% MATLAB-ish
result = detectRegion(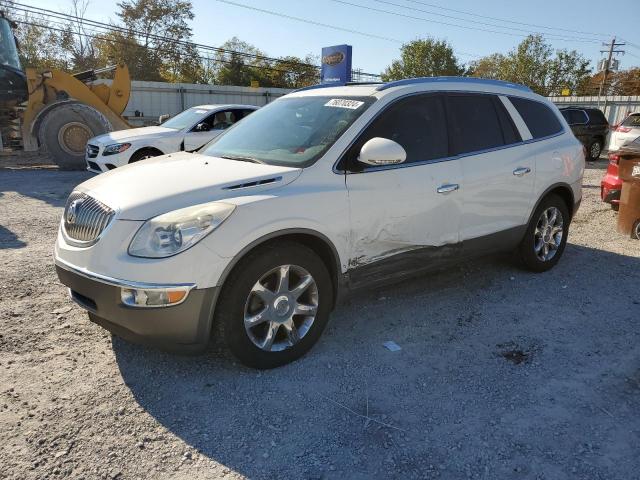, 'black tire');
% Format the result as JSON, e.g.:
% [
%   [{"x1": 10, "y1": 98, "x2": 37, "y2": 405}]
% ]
[
  {"x1": 215, "y1": 241, "x2": 333, "y2": 369},
  {"x1": 517, "y1": 193, "x2": 570, "y2": 272},
  {"x1": 587, "y1": 139, "x2": 603, "y2": 161},
  {"x1": 38, "y1": 103, "x2": 111, "y2": 170},
  {"x1": 612, "y1": 203, "x2": 619, "y2": 212},
  {"x1": 632, "y1": 221, "x2": 640, "y2": 240},
  {"x1": 129, "y1": 148, "x2": 162, "y2": 163}
]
